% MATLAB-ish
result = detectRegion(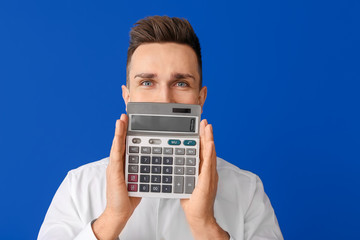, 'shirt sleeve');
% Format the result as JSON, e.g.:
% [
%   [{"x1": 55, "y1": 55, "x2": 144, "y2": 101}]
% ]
[
  {"x1": 37, "y1": 173, "x2": 98, "y2": 240},
  {"x1": 243, "y1": 175, "x2": 284, "y2": 240}
]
